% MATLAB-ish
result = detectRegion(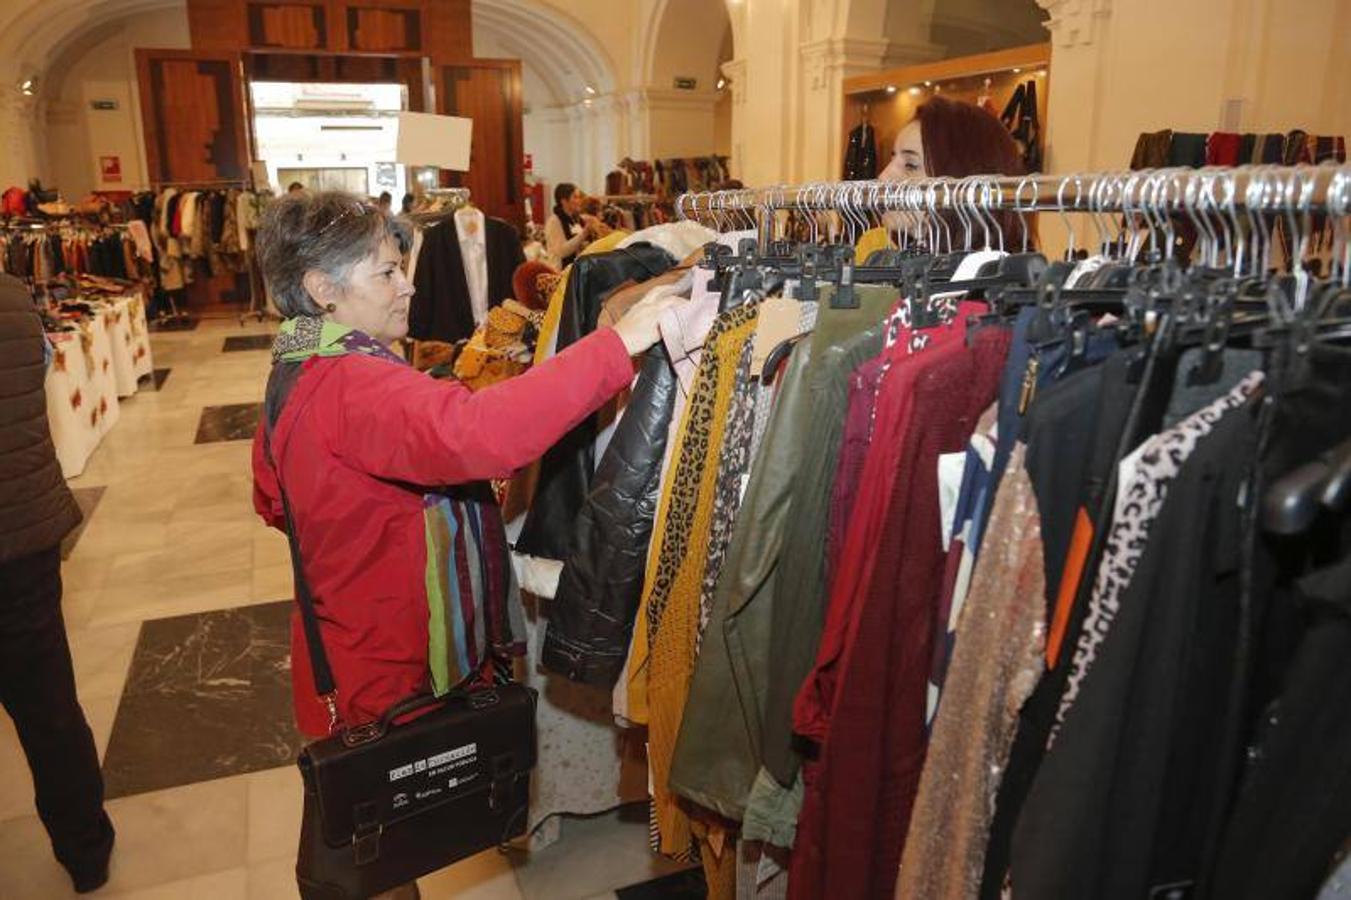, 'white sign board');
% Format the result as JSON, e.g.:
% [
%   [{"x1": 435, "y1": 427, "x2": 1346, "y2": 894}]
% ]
[{"x1": 395, "y1": 112, "x2": 473, "y2": 171}]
